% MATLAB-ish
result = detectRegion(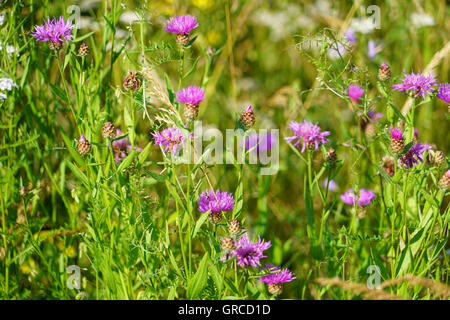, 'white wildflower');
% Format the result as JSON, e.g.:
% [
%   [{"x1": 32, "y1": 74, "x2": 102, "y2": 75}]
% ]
[{"x1": 0, "y1": 78, "x2": 18, "y2": 91}]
